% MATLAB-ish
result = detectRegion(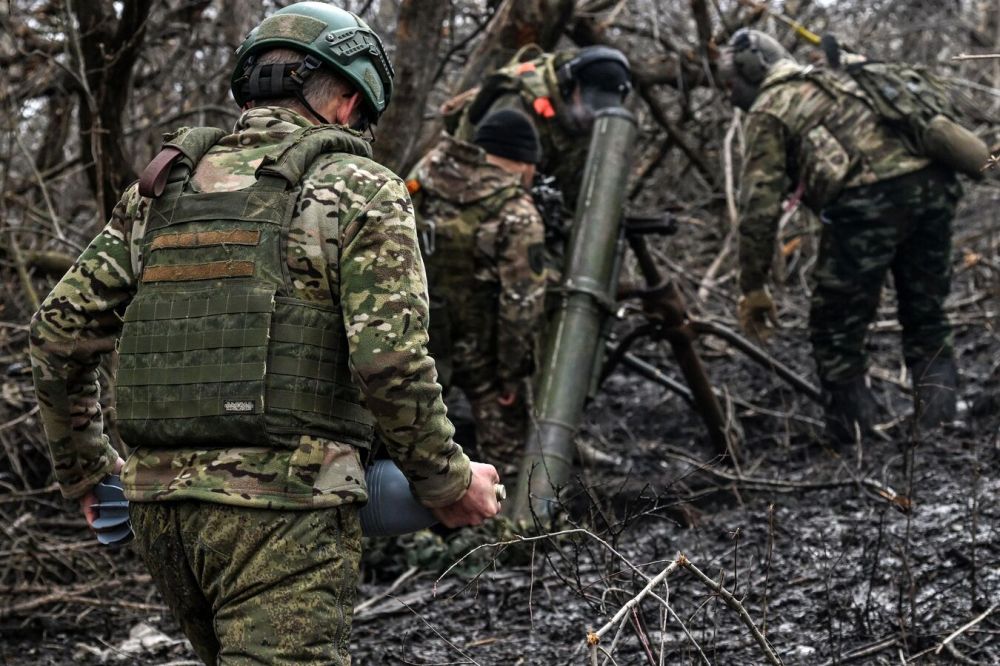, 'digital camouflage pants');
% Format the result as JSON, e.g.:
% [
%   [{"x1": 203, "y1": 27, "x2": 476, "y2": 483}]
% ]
[
  {"x1": 811, "y1": 166, "x2": 961, "y2": 385},
  {"x1": 130, "y1": 501, "x2": 361, "y2": 665}
]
